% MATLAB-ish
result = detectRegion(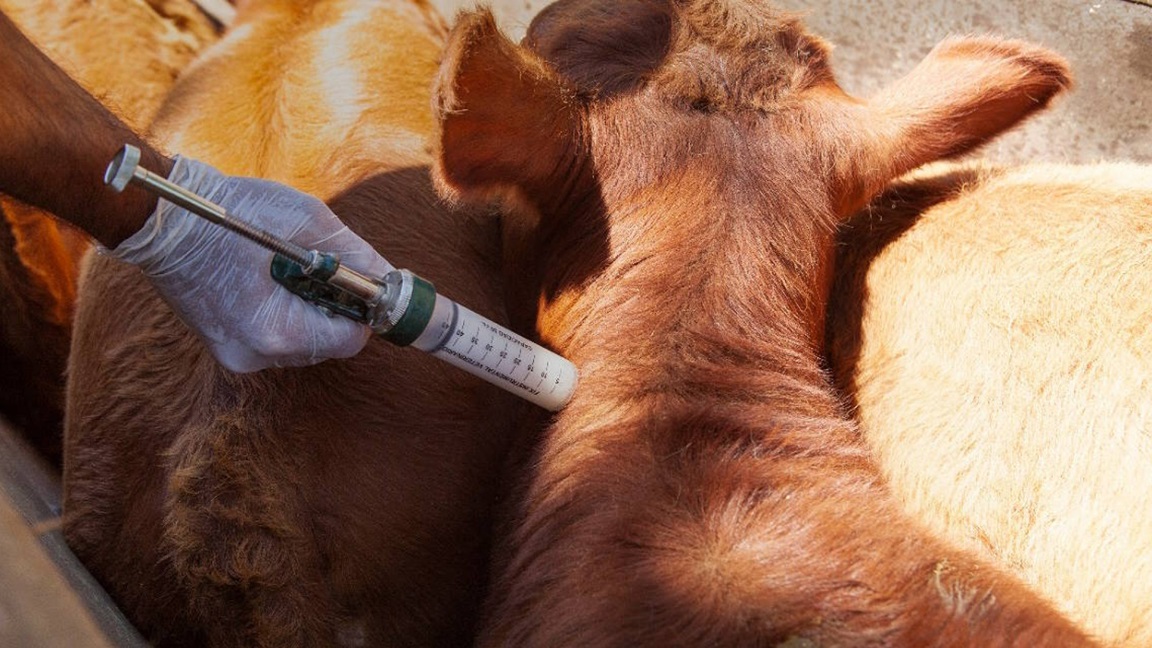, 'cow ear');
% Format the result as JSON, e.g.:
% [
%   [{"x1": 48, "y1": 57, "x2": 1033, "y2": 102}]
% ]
[
  {"x1": 432, "y1": 9, "x2": 580, "y2": 208},
  {"x1": 850, "y1": 37, "x2": 1071, "y2": 197}
]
